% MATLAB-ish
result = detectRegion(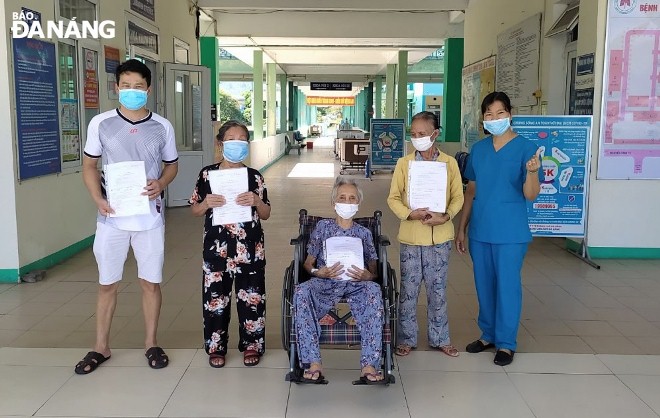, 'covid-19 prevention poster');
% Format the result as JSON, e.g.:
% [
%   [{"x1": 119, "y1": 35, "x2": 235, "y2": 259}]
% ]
[{"x1": 513, "y1": 116, "x2": 593, "y2": 237}]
